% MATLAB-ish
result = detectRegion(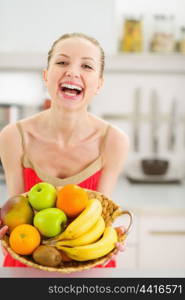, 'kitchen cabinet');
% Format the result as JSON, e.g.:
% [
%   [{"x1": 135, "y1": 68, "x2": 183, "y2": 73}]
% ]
[
  {"x1": 139, "y1": 215, "x2": 185, "y2": 270},
  {"x1": 116, "y1": 213, "x2": 185, "y2": 271},
  {"x1": 111, "y1": 178, "x2": 185, "y2": 271}
]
